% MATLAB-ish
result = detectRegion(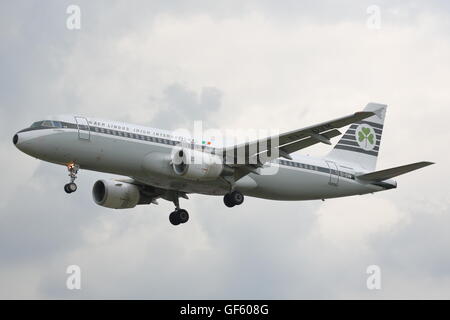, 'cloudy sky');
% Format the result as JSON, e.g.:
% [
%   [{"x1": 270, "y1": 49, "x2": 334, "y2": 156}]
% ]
[{"x1": 1, "y1": 0, "x2": 449, "y2": 299}]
